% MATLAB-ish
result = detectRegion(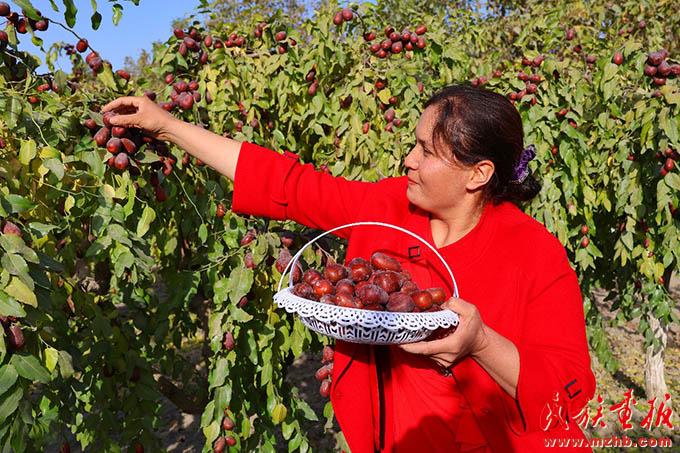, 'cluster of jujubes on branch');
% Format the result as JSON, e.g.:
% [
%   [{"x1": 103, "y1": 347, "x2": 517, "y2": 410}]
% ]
[
  {"x1": 212, "y1": 408, "x2": 238, "y2": 452},
  {"x1": 365, "y1": 24, "x2": 428, "y2": 60},
  {"x1": 315, "y1": 345, "x2": 334, "y2": 397},
  {"x1": 643, "y1": 49, "x2": 680, "y2": 88},
  {"x1": 0, "y1": 2, "x2": 49, "y2": 36}
]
